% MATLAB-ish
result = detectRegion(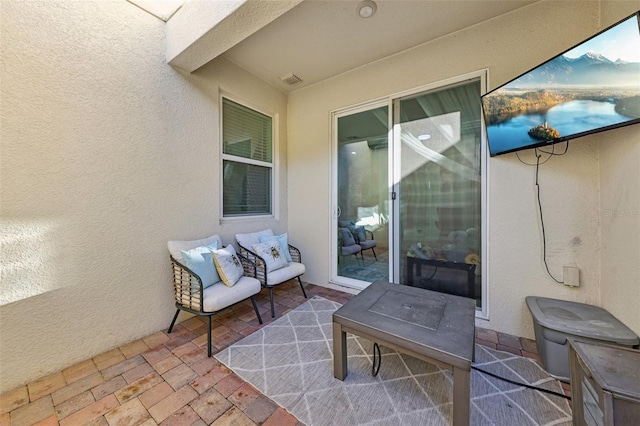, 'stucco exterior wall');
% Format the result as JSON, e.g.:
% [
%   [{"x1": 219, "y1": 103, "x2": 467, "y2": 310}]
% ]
[
  {"x1": 597, "y1": 0, "x2": 640, "y2": 338},
  {"x1": 0, "y1": 0, "x2": 287, "y2": 392},
  {"x1": 287, "y1": 0, "x2": 636, "y2": 339}
]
